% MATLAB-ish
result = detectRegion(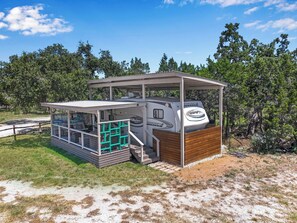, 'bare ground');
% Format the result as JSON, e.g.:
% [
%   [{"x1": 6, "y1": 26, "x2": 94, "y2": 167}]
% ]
[{"x1": 0, "y1": 153, "x2": 296, "y2": 223}]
